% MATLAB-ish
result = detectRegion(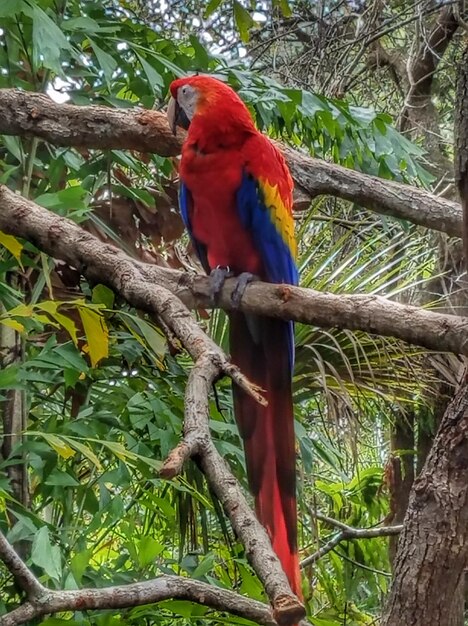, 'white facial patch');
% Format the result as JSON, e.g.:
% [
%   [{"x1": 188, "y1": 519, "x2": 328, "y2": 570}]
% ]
[{"x1": 177, "y1": 83, "x2": 197, "y2": 121}]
